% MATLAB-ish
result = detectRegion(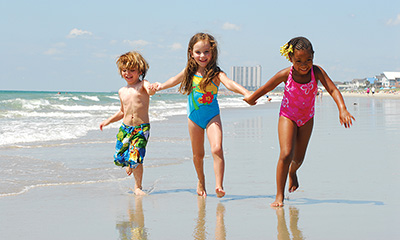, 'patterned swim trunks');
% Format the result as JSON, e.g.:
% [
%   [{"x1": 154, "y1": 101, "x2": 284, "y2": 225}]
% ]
[{"x1": 114, "y1": 123, "x2": 150, "y2": 169}]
